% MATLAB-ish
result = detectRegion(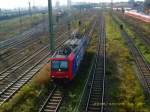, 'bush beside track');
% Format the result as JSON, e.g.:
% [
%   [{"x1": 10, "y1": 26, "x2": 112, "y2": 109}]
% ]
[{"x1": 105, "y1": 13, "x2": 149, "y2": 111}]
